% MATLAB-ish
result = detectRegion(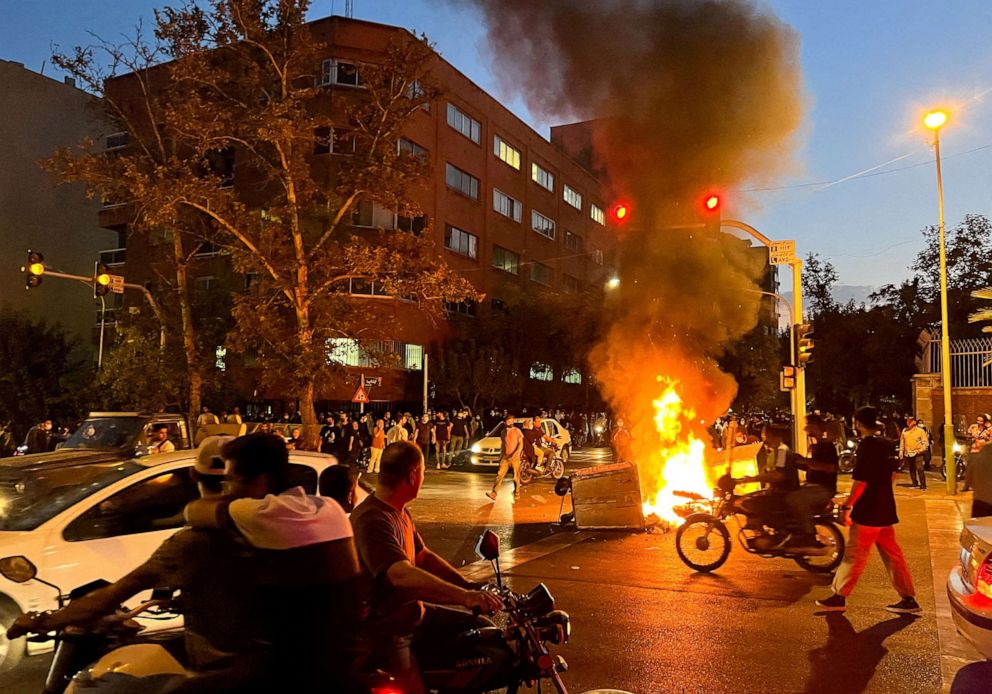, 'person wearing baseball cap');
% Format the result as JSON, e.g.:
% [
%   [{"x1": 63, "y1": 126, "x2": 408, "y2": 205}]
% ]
[{"x1": 816, "y1": 406, "x2": 920, "y2": 614}]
